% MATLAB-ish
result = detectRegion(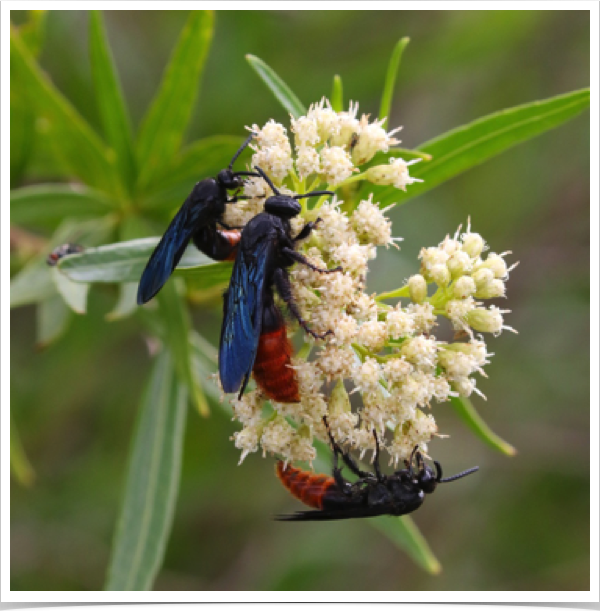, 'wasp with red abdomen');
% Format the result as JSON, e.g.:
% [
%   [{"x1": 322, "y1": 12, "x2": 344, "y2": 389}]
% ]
[
  {"x1": 276, "y1": 418, "x2": 479, "y2": 521},
  {"x1": 137, "y1": 133, "x2": 260, "y2": 305},
  {"x1": 46, "y1": 243, "x2": 84, "y2": 266},
  {"x1": 219, "y1": 167, "x2": 343, "y2": 404}
]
